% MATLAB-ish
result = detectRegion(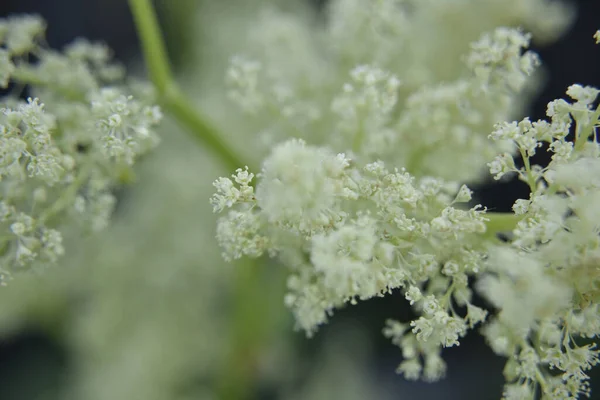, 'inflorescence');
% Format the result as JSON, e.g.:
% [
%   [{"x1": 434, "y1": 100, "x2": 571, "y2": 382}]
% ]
[{"x1": 0, "y1": 15, "x2": 161, "y2": 282}]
